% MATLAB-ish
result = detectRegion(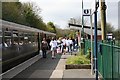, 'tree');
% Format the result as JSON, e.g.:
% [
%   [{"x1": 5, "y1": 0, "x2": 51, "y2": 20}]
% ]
[
  {"x1": 113, "y1": 29, "x2": 120, "y2": 40},
  {"x1": 21, "y1": 2, "x2": 47, "y2": 30},
  {"x1": 2, "y1": 2, "x2": 48, "y2": 31},
  {"x1": 2, "y1": 2, "x2": 27, "y2": 25},
  {"x1": 97, "y1": 21, "x2": 115, "y2": 34},
  {"x1": 46, "y1": 22, "x2": 56, "y2": 33}
]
